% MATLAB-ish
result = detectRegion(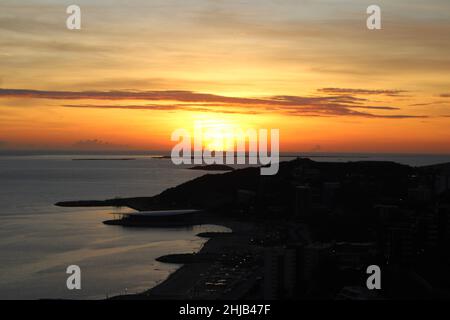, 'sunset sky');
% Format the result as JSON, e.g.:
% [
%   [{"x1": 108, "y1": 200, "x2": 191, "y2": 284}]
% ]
[{"x1": 1, "y1": 0, "x2": 449, "y2": 153}]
